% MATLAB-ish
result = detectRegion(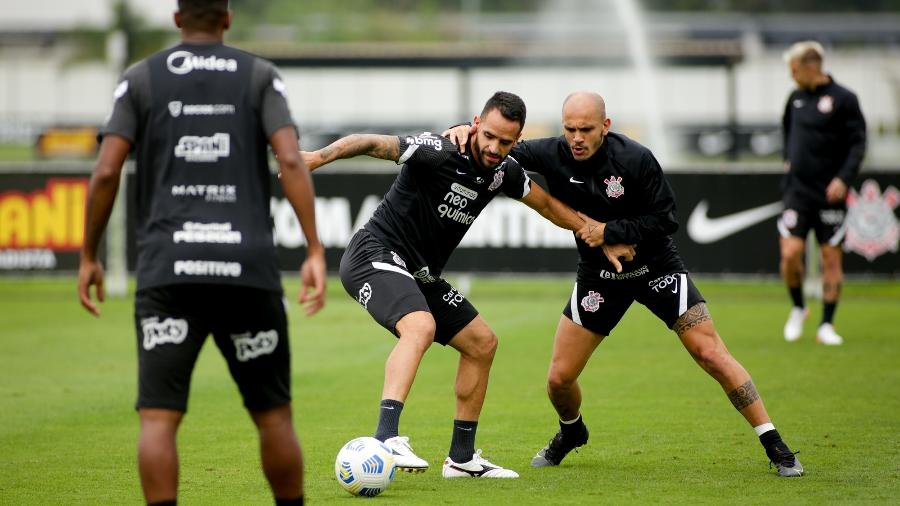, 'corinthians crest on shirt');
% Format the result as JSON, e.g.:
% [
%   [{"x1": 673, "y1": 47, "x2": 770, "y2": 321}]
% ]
[
  {"x1": 580, "y1": 290, "x2": 604, "y2": 313},
  {"x1": 488, "y1": 169, "x2": 505, "y2": 191},
  {"x1": 604, "y1": 176, "x2": 624, "y2": 198},
  {"x1": 844, "y1": 179, "x2": 900, "y2": 262},
  {"x1": 817, "y1": 95, "x2": 834, "y2": 114}
]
